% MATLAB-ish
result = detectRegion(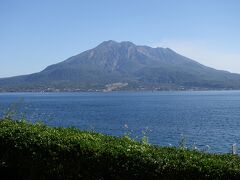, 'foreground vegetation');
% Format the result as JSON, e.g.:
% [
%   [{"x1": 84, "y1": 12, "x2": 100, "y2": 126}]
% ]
[{"x1": 0, "y1": 119, "x2": 240, "y2": 179}]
